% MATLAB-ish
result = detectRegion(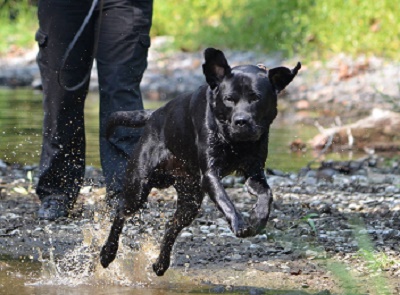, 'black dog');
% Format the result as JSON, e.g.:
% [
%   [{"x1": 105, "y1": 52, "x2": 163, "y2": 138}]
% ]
[{"x1": 100, "y1": 48, "x2": 300, "y2": 276}]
